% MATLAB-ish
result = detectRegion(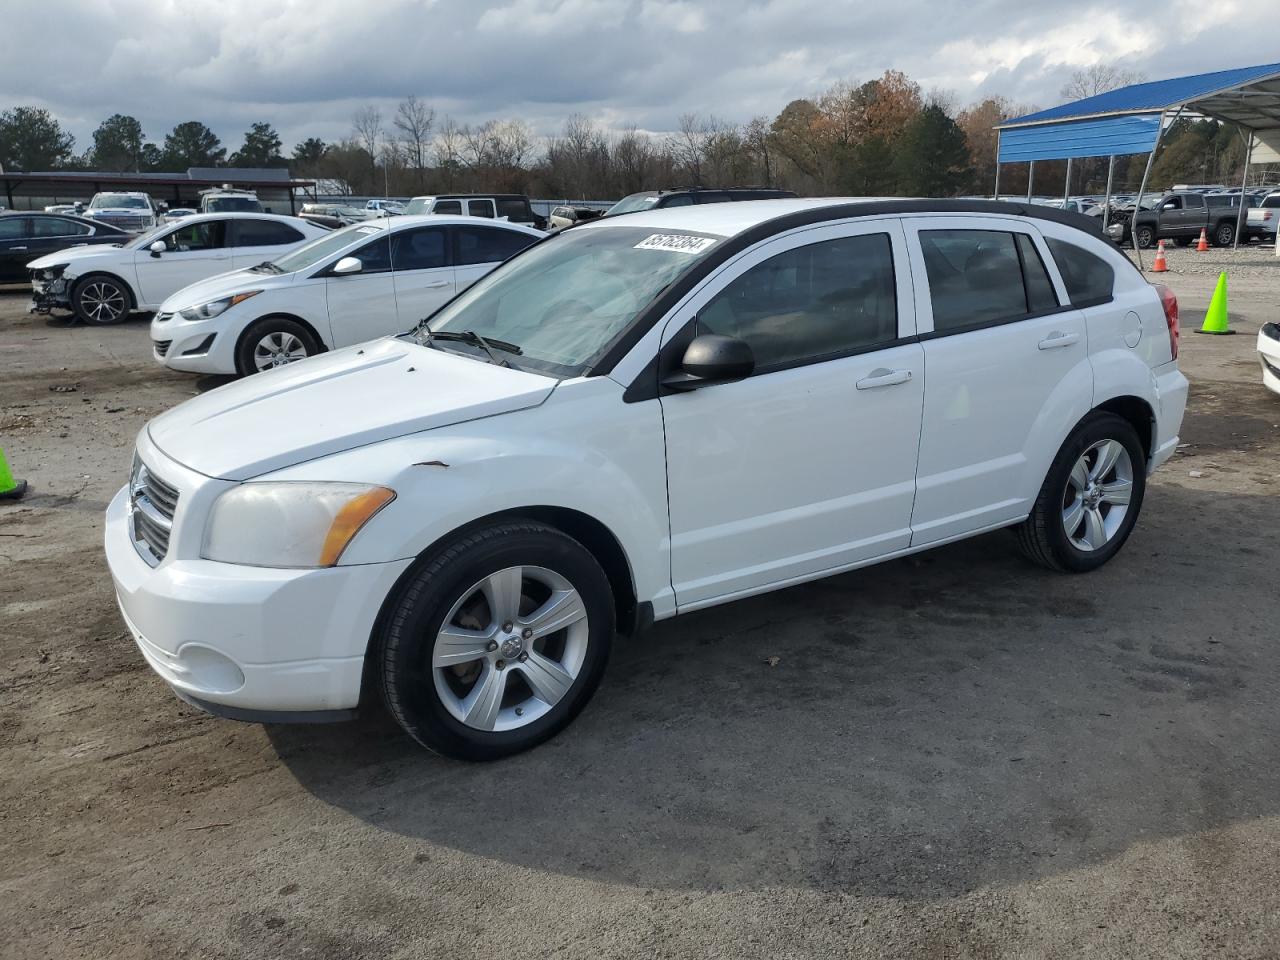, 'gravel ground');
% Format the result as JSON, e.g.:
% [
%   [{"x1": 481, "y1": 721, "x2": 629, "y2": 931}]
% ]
[{"x1": 1, "y1": 254, "x2": 1279, "y2": 959}]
